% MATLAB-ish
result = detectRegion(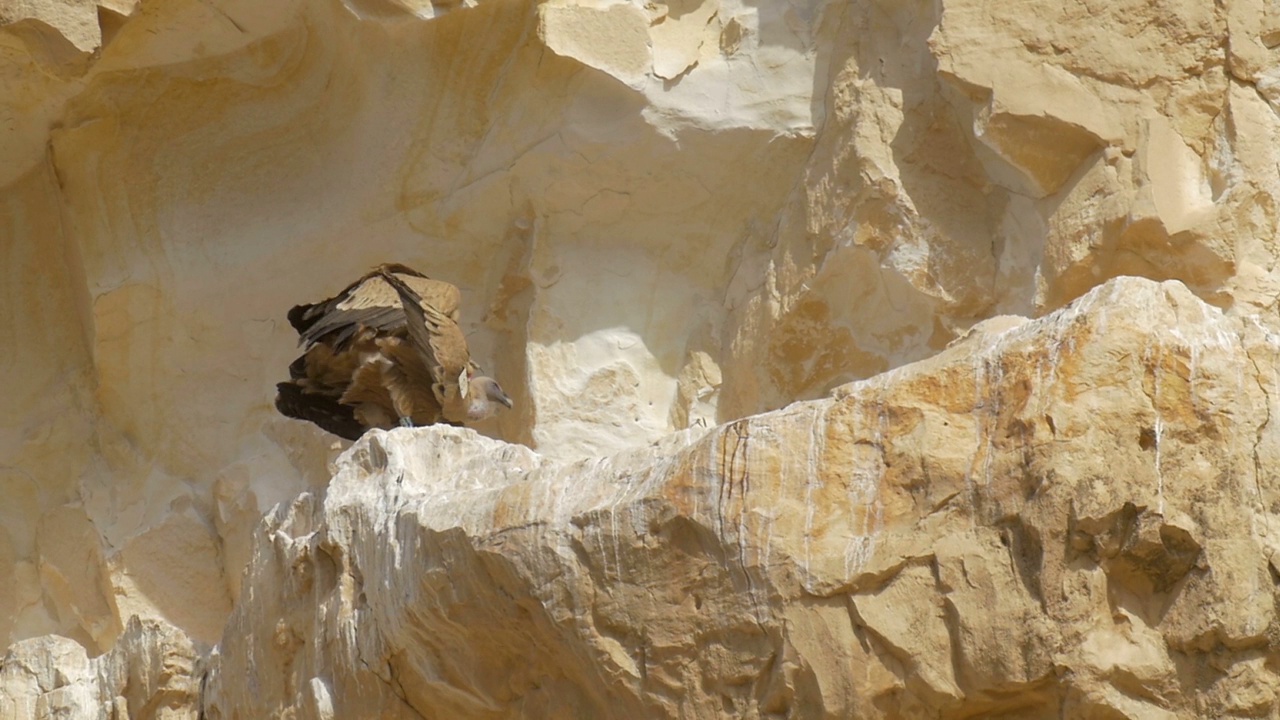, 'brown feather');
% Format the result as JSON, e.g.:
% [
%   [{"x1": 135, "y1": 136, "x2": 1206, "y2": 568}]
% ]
[
  {"x1": 274, "y1": 382, "x2": 364, "y2": 440},
  {"x1": 377, "y1": 270, "x2": 472, "y2": 402},
  {"x1": 289, "y1": 265, "x2": 461, "y2": 351}
]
